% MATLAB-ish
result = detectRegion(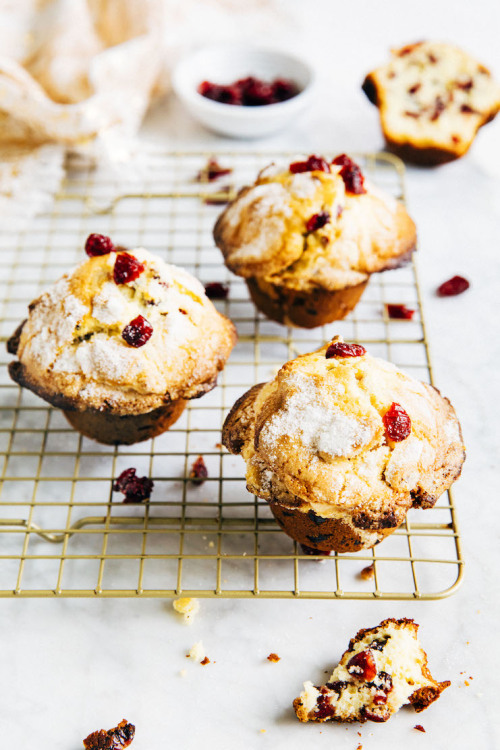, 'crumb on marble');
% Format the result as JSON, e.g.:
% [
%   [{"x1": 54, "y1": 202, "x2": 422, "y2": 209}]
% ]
[
  {"x1": 187, "y1": 641, "x2": 205, "y2": 663},
  {"x1": 267, "y1": 653, "x2": 280, "y2": 663}
]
